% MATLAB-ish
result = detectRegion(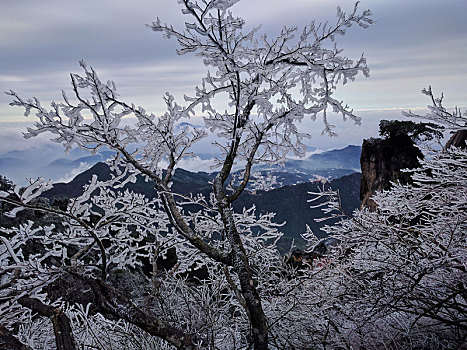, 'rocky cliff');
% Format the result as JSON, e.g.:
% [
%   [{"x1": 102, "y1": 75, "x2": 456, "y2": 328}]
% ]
[
  {"x1": 445, "y1": 129, "x2": 467, "y2": 149},
  {"x1": 360, "y1": 135, "x2": 422, "y2": 209}
]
